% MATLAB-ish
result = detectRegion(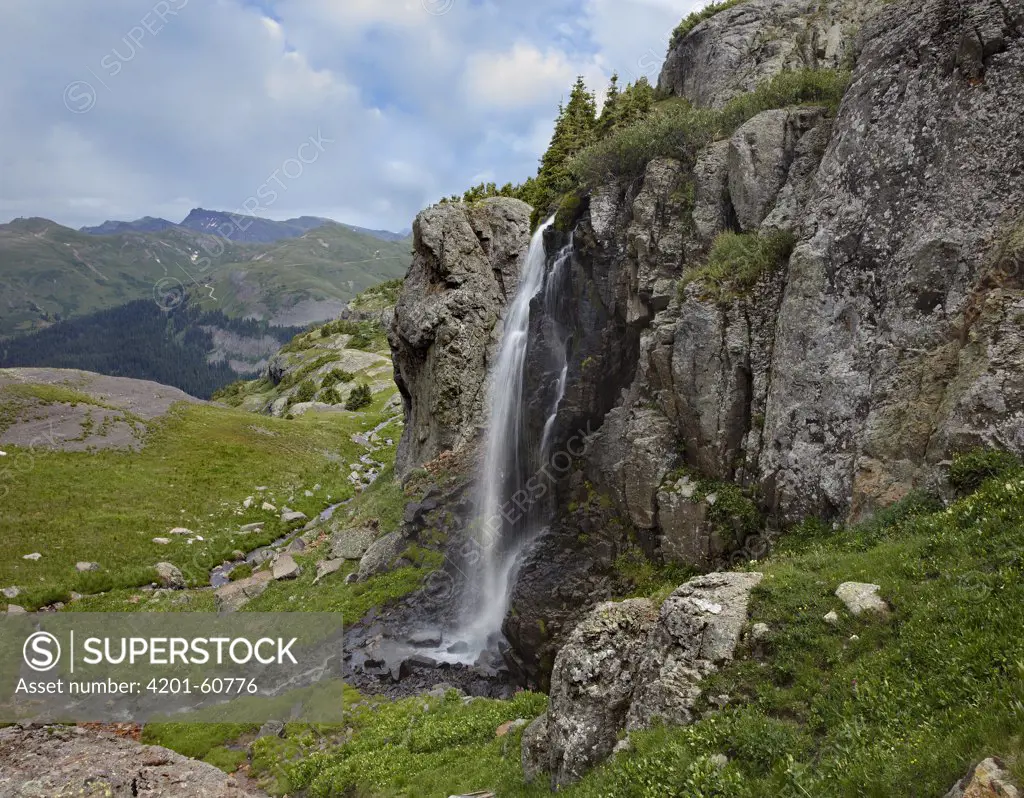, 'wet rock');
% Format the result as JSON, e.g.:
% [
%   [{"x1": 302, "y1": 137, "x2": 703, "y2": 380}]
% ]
[
  {"x1": 408, "y1": 630, "x2": 443, "y2": 648},
  {"x1": 388, "y1": 198, "x2": 532, "y2": 478}
]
